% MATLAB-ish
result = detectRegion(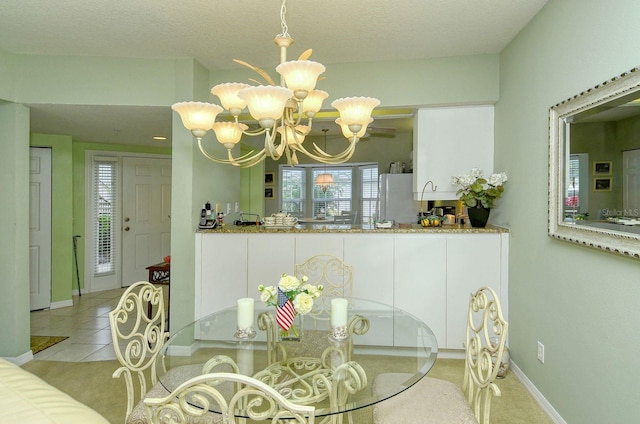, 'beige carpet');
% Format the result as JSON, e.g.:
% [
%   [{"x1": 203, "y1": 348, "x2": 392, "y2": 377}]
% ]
[
  {"x1": 30, "y1": 336, "x2": 69, "y2": 354},
  {"x1": 22, "y1": 358, "x2": 552, "y2": 424}
]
